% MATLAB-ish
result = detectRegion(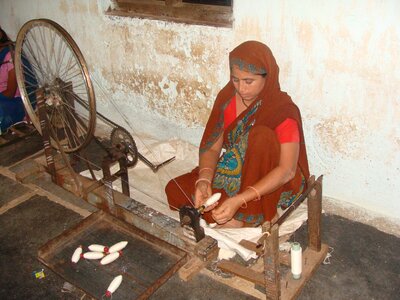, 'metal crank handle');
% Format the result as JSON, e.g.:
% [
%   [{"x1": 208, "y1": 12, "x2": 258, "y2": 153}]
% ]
[
  {"x1": 198, "y1": 193, "x2": 221, "y2": 213},
  {"x1": 137, "y1": 152, "x2": 176, "y2": 172}
]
